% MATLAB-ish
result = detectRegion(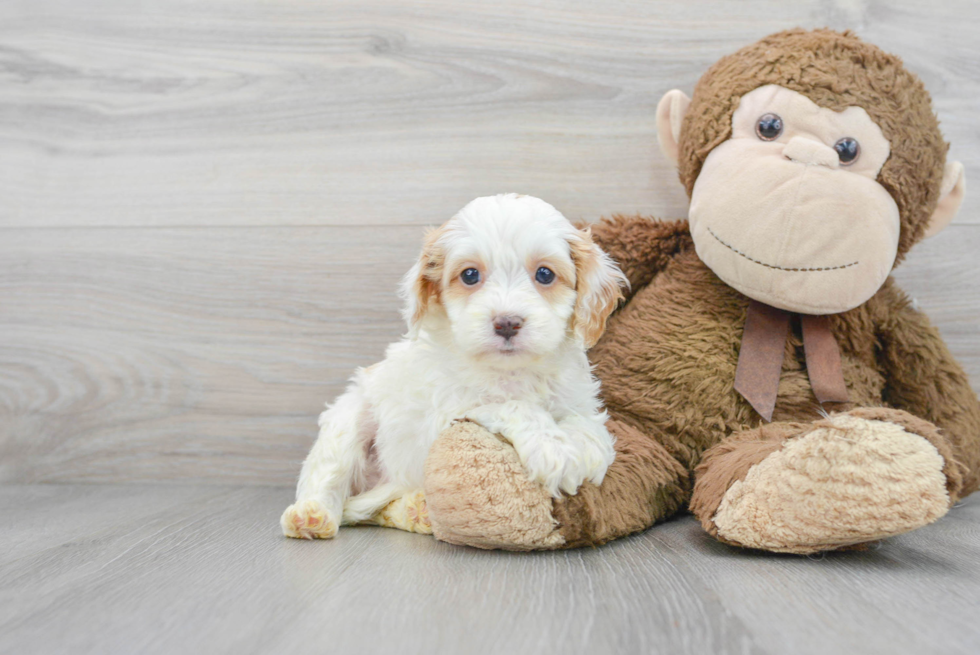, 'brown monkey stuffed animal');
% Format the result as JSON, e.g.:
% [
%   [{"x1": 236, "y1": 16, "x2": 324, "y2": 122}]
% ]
[{"x1": 416, "y1": 28, "x2": 980, "y2": 554}]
